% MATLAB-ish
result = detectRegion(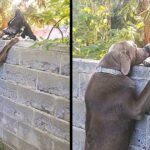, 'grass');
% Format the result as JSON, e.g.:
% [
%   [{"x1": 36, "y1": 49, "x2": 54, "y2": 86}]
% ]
[{"x1": 0, "y1": 141, "x2": 4, "y2": 150}]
